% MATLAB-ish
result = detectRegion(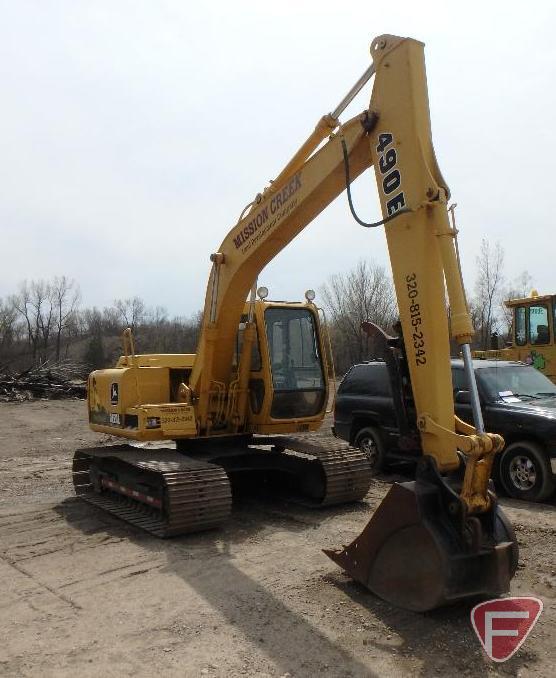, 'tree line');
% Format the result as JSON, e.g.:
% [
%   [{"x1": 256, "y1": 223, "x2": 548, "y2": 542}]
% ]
[
  {"x1": 0, "y1": 240, "x2": 532, "y2": 376},
  {"x1": 0, "y1": 277, "x2": 201, "y2": 373}
]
